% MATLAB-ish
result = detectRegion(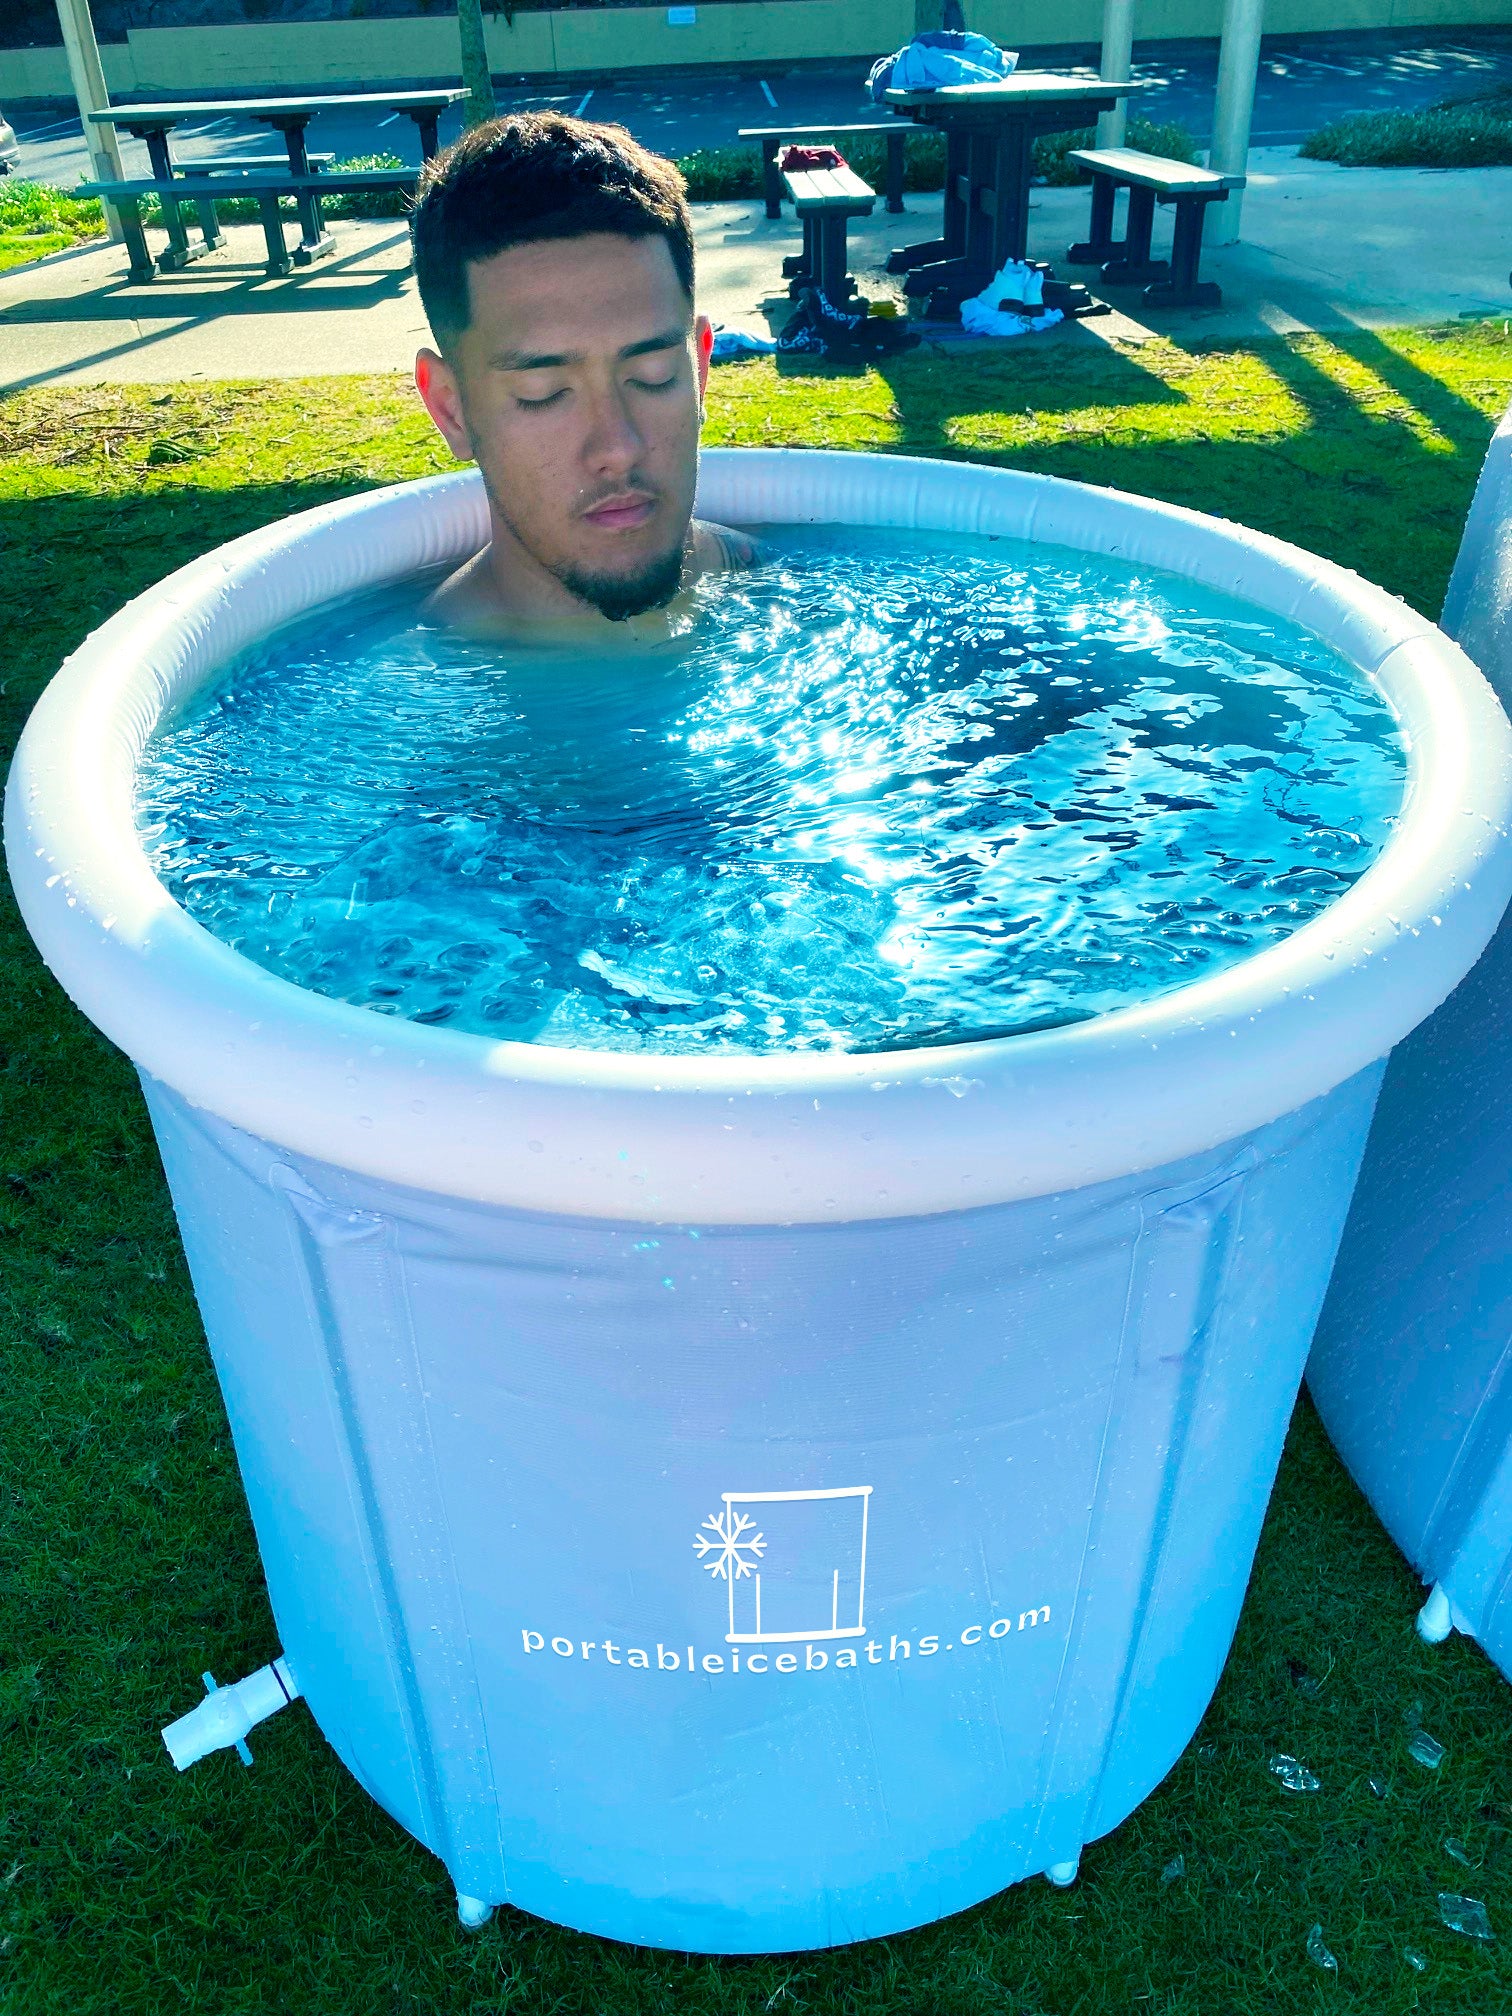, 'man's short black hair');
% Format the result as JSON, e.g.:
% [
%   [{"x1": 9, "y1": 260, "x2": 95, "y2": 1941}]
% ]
[{"x1": 410, "y1": 111, "x2": 695, "y2": 349}]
